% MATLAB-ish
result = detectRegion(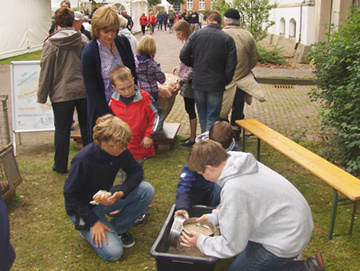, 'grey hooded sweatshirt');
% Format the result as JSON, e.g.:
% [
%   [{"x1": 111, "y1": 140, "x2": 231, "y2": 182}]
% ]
[
  {"x1": 37, "y1": 28, "x2": 88, "y2": 104},
  {"x1": 197, "y1": 151, "x2": 313, "y2": 259}
]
